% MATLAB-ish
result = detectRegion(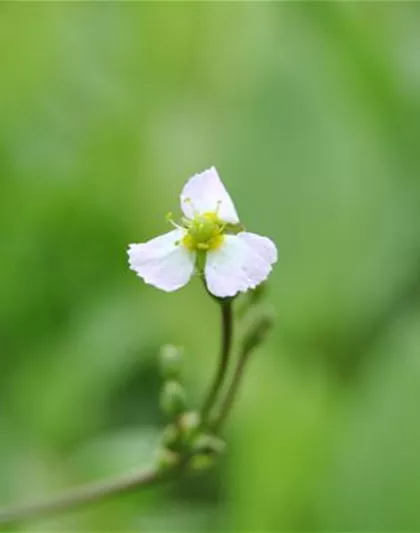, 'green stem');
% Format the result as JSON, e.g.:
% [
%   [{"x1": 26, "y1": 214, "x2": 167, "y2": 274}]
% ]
[
  {"x1": 200, "y1": 299, "x2": 233, "y2": 424},
  {"x1": 212, "y1": 307, "x2": 274, "y2": 431},
  {"x1": 211, "y1": 341, "x2": 252, "y2": 432},
  {"x1": 0, "y1": 465, "x2": 177, "y2": 527}
]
